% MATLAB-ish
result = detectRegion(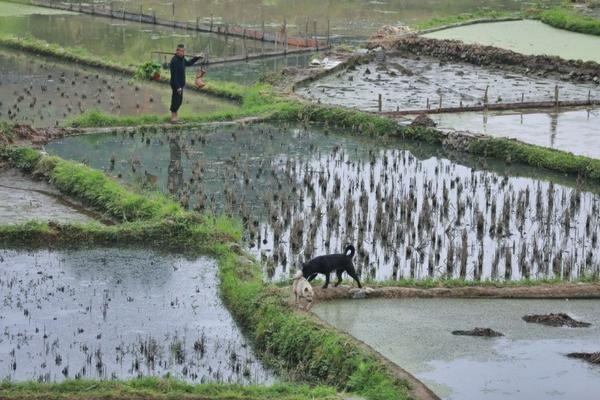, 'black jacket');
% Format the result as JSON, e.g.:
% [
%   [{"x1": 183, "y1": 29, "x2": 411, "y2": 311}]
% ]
[{"x1": 169, "y1": 55, "x2": 200, "y2": 89}]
